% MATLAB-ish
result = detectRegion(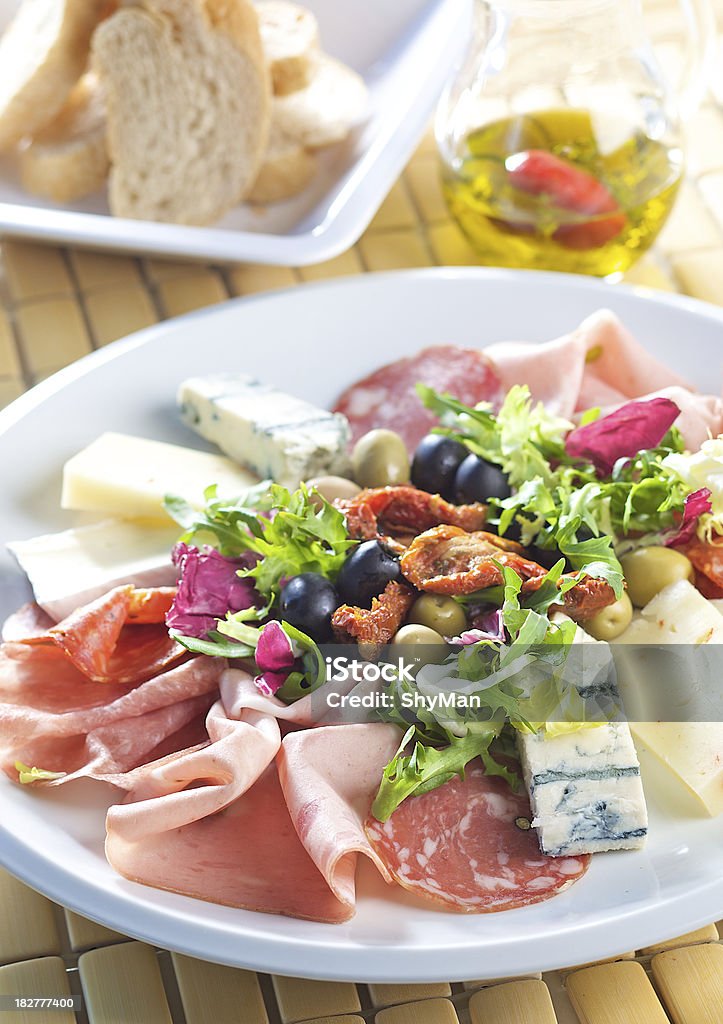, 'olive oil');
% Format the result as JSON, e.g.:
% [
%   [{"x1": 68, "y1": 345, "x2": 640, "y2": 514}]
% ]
[{"x1": 441, "y1": 108, "x2": 682, "y2": 276}]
